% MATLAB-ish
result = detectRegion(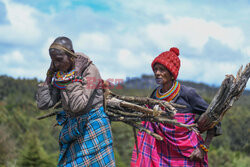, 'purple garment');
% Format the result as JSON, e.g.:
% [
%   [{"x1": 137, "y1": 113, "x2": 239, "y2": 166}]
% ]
[
  {"x1": 150, "y1": 85, "x2": 222, "y2": 135},
  {"x1": 172, "y1": 85, "x2": 209, "y2": 114},
  {"x1": 131, "y1": 85, "x2": 211, "y2": 167}
]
